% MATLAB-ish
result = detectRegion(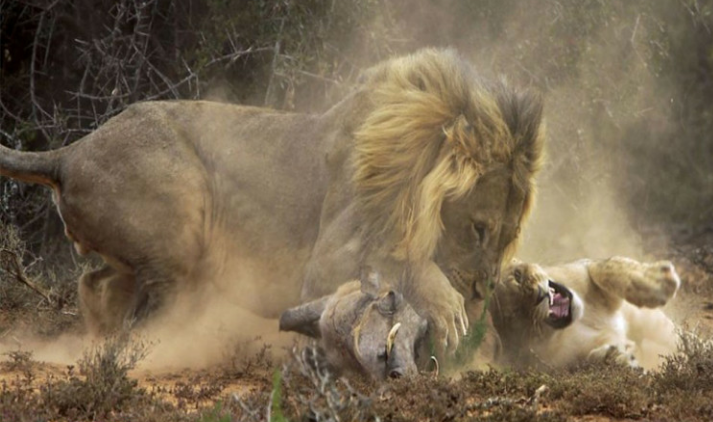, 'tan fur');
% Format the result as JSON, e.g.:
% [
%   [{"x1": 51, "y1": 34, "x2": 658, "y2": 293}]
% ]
[
  {"x1": 491, "y1": 257, "x2": 680, "y2": 370},
  {"x1": 78, "y1": 266, "x2": 135, "y2": 334},
  {"x1": 0, "y1": 49, "x2": 544, "y2": 350}
]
